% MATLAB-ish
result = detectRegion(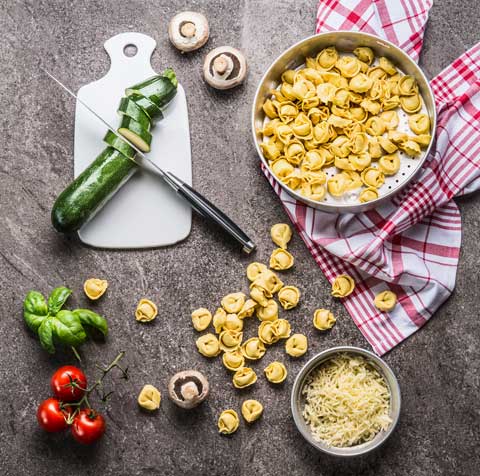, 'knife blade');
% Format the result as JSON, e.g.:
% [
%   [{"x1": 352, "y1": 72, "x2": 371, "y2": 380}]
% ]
[{"x1": 42, "y1": 67, "x2": 255, "y2": 254}]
